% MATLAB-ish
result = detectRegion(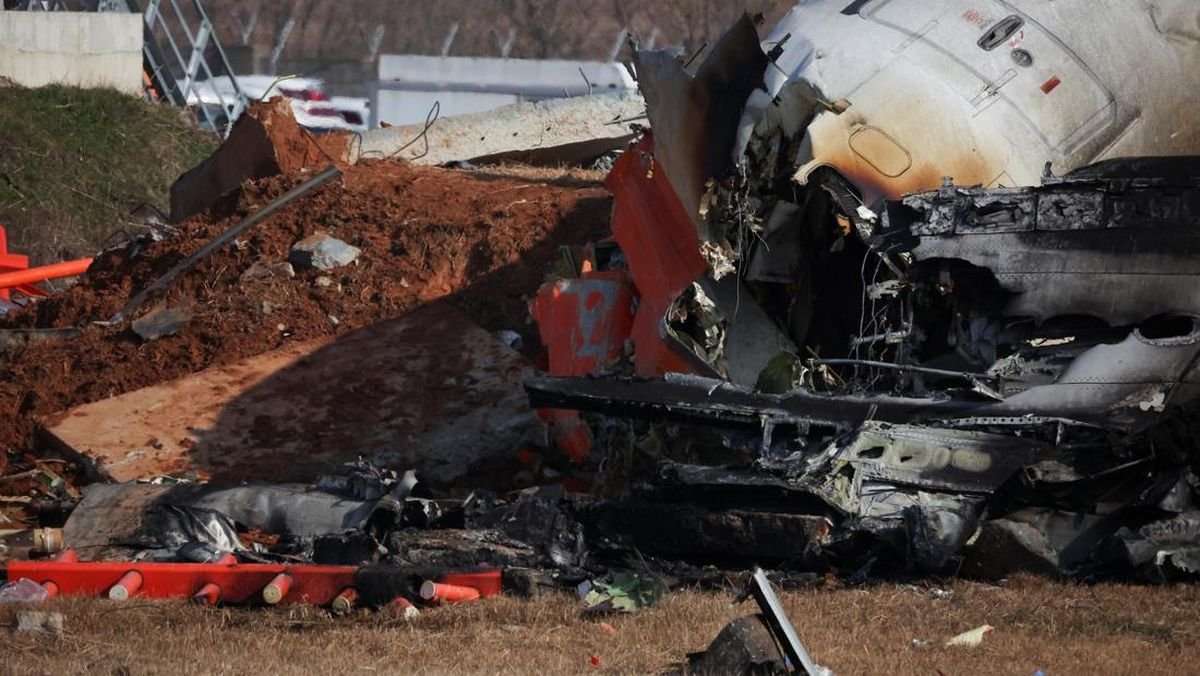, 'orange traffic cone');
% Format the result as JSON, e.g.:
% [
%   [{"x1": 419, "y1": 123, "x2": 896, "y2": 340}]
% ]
[{"x1": 419, "y1": 581, "x2": 480, "y2": 603}]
